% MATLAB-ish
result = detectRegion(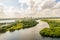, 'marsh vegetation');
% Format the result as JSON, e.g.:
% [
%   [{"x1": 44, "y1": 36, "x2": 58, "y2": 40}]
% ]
[
  {"x1": 0, "y1": 19, "x2": 38, "y2": 33},
  {"x1": 40, "y1": 19, "x2": 60, "y2": 38}
]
